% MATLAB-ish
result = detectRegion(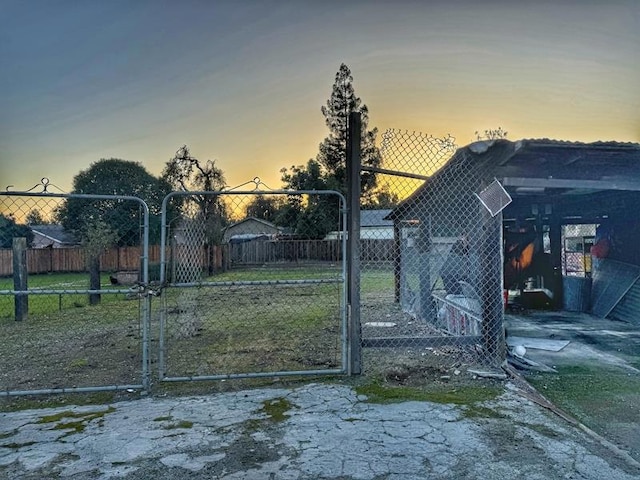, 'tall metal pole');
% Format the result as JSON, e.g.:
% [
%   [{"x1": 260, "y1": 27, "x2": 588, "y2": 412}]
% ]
[{"x1": 347, "y1": 112, "x2": 362, "y2": 375}]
